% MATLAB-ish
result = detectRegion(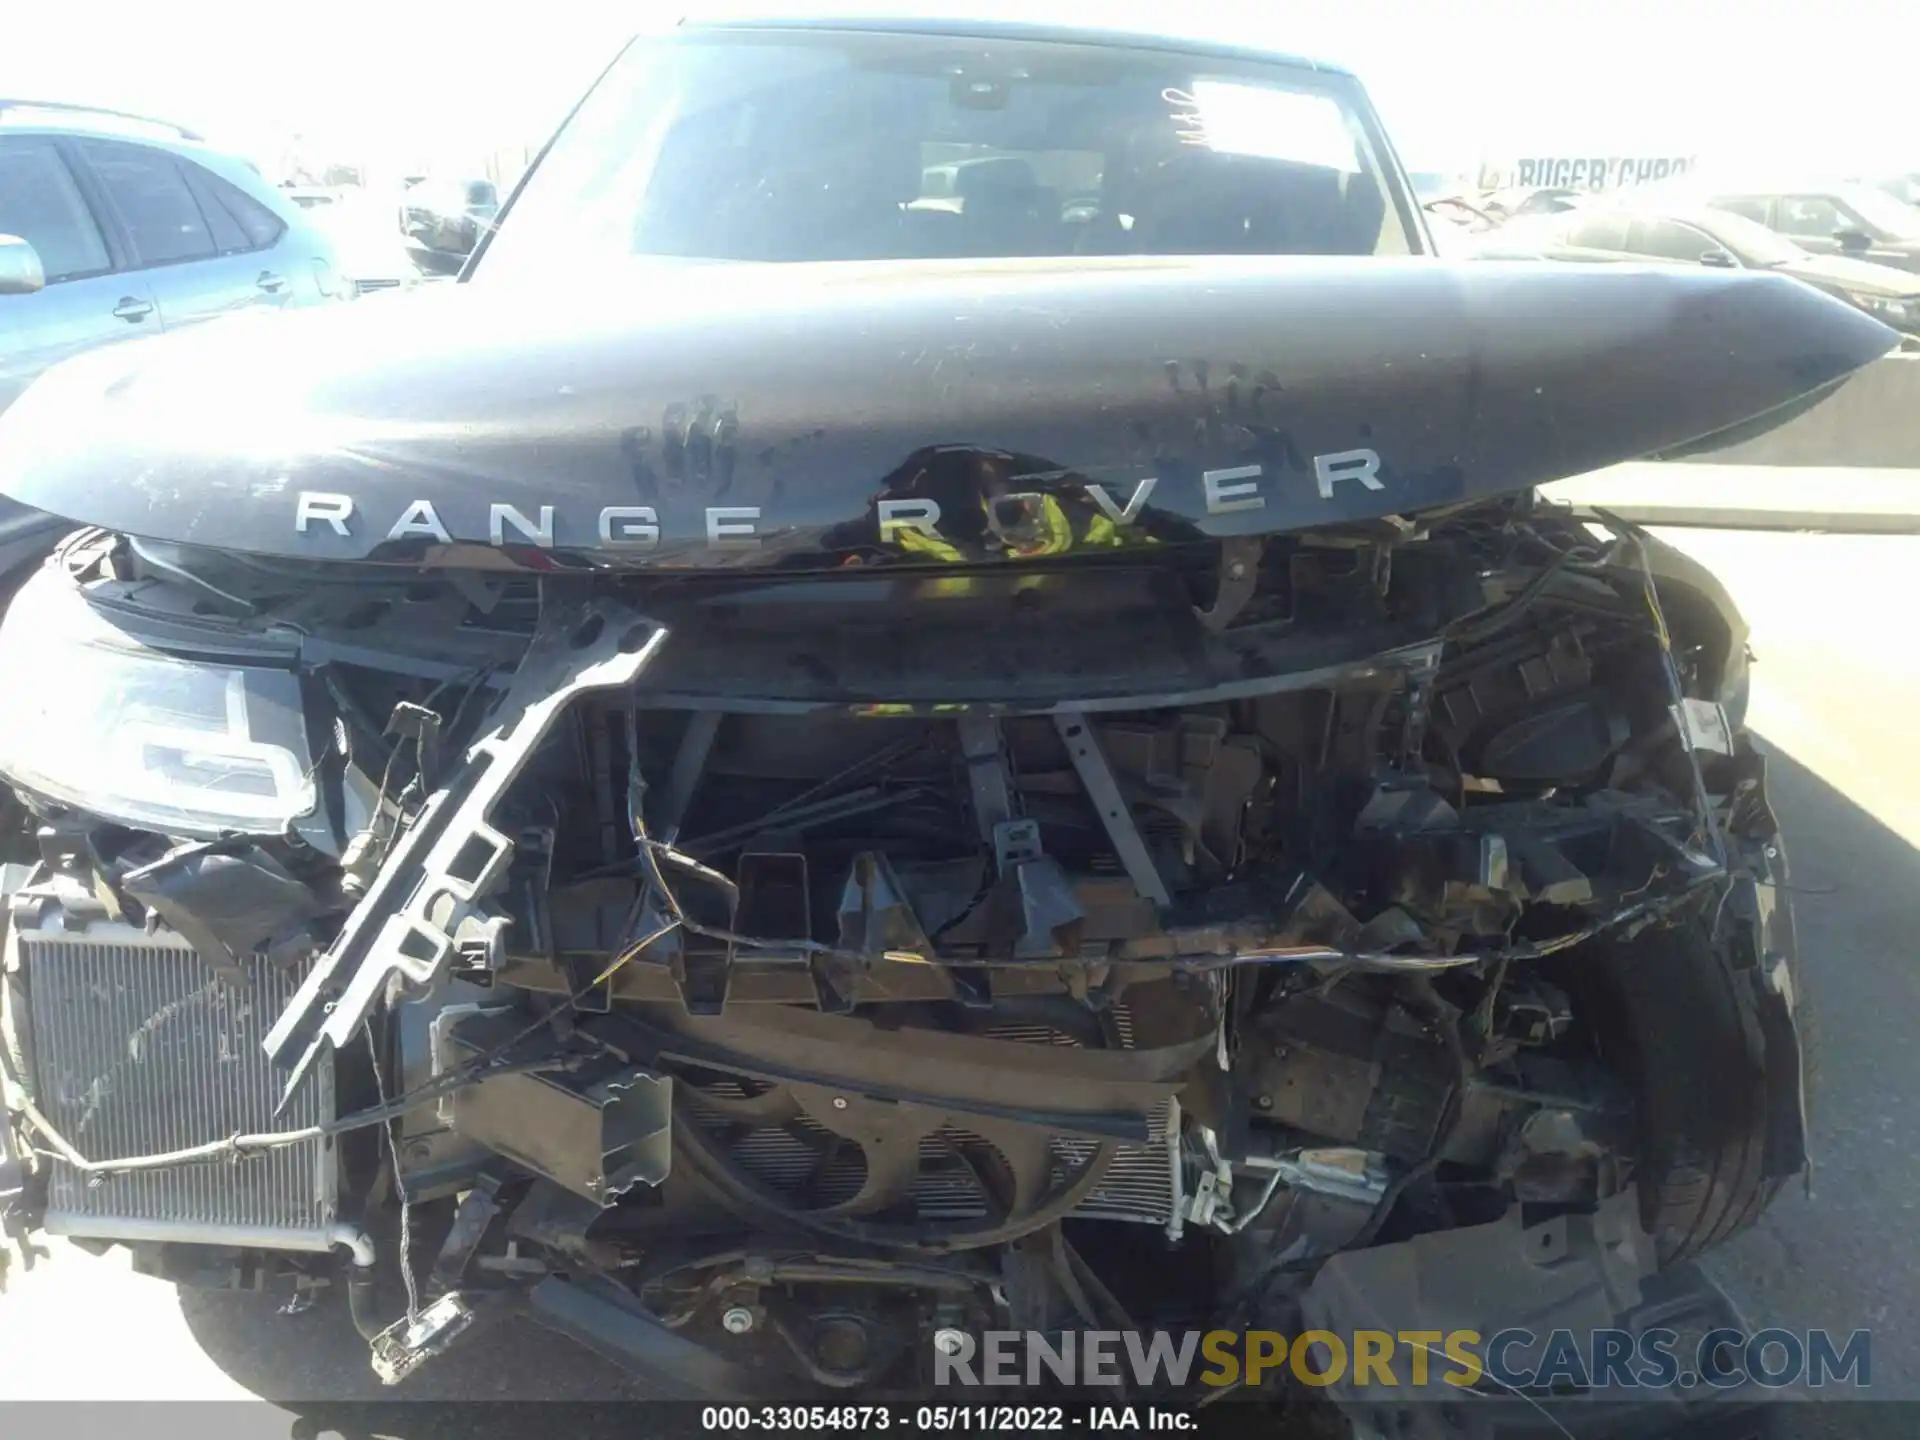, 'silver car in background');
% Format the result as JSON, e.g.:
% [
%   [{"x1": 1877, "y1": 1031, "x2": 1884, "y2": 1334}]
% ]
[{"x1": 0, "y1": 99, "x2": 350, "y2": 413}]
